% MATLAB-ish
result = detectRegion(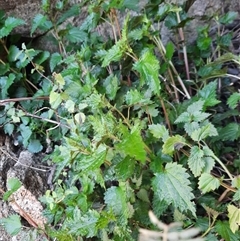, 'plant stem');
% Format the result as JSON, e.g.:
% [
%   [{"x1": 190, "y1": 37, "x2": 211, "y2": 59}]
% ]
[{"x1": 212, "y1": 153, "x2": 234, "y2": 182}]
